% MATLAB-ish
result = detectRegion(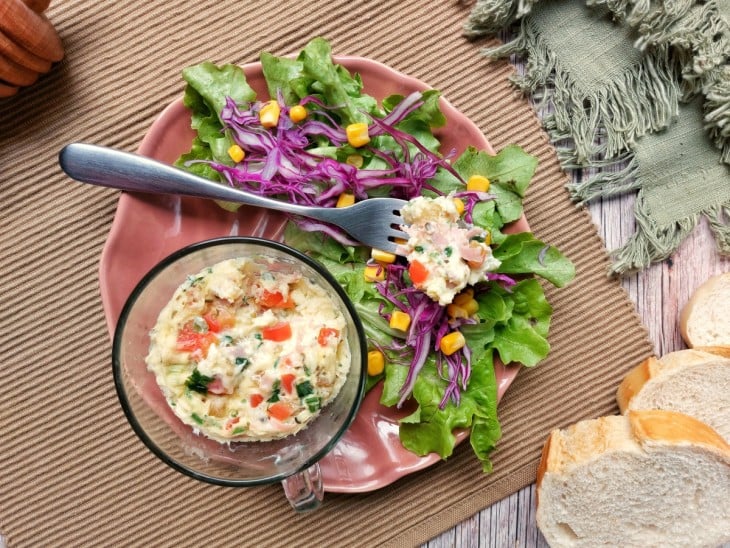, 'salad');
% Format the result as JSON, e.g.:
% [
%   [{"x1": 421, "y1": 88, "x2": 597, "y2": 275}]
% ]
[{"x1": 174, "y1": 37, "x2": 575, "y2": 472}]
